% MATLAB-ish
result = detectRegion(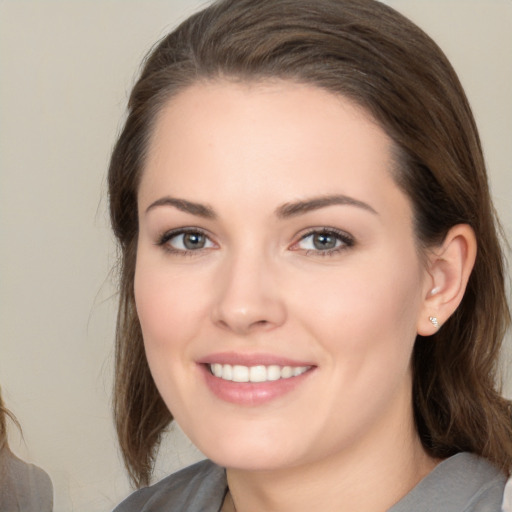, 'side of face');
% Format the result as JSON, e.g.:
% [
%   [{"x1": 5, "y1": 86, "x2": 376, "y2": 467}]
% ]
[{"x1": 134, "y1": 80, "x2": 435, "y2": 471}]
